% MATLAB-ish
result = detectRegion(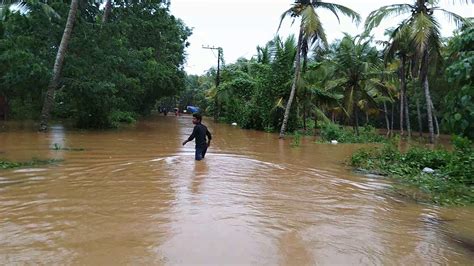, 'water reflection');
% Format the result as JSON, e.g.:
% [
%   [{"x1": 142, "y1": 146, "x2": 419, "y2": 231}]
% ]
[
  {"x1": 191, "y1": 161, "x2": 208, "y2": 195},
  {"x1": 48, "y1": 125, "x2": 66, "y2": 159}
]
